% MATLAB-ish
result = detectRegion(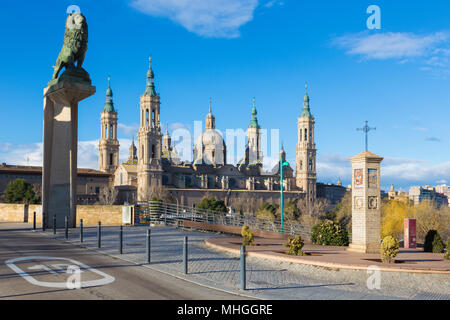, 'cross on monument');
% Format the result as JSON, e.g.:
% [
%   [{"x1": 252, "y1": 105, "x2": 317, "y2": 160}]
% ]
[{"x1": 357, "y1": 120, "x2": 376, "y2": 151}]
